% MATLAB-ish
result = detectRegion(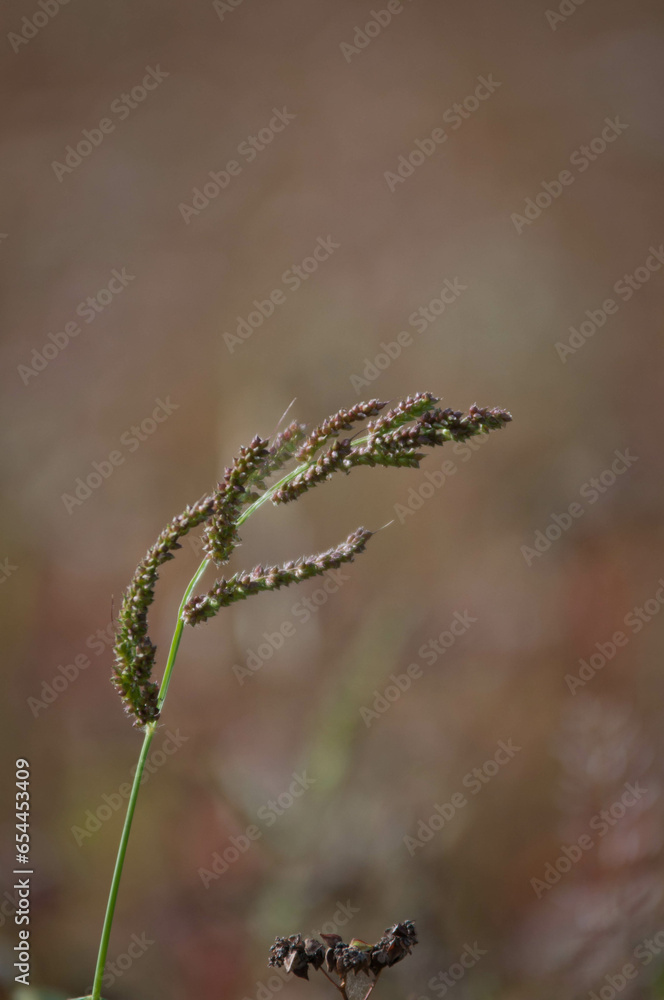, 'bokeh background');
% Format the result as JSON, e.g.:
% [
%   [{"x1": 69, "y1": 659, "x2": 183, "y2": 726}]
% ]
[{"x1": 2, "y1": 0, "x2": 664, "y2": 997}]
